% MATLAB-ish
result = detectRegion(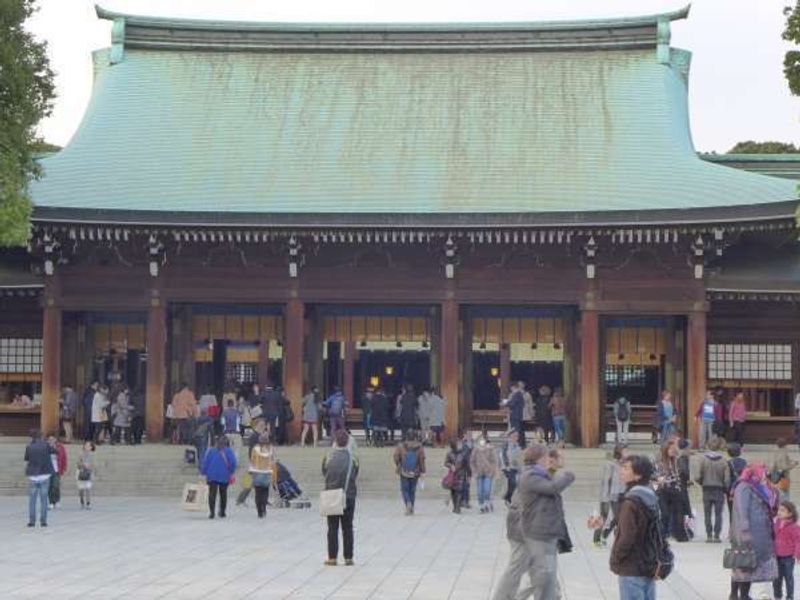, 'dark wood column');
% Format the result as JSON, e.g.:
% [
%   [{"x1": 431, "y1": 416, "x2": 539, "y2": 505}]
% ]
[
  {"x1": 561, "y1": 313, "x2": 578, "y2": 444},
  {"x1": 41, "y1": 297, "x2": 62, "y2": 436},
  {"x1": 343, "y1": 341, "x2": 356, "y2": 408},
  {"x1": 145, "y1": 297, "x2": 167, "y2": 441},
  {"x1": 283, "y1": 298, "x2": 304, "y2": 441},
  {"x1": 440, "y1": 299, "x2": 460, "y2": 440},
  {"x1": 499, "y1": 343, "x2": 511, "y2": 399},
  {"x1": 687, "y1": 310, "x2": 707, "y2": 447},
  {"x1": 579, "y1": 309, "x2": 600, "y2": 448}
]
